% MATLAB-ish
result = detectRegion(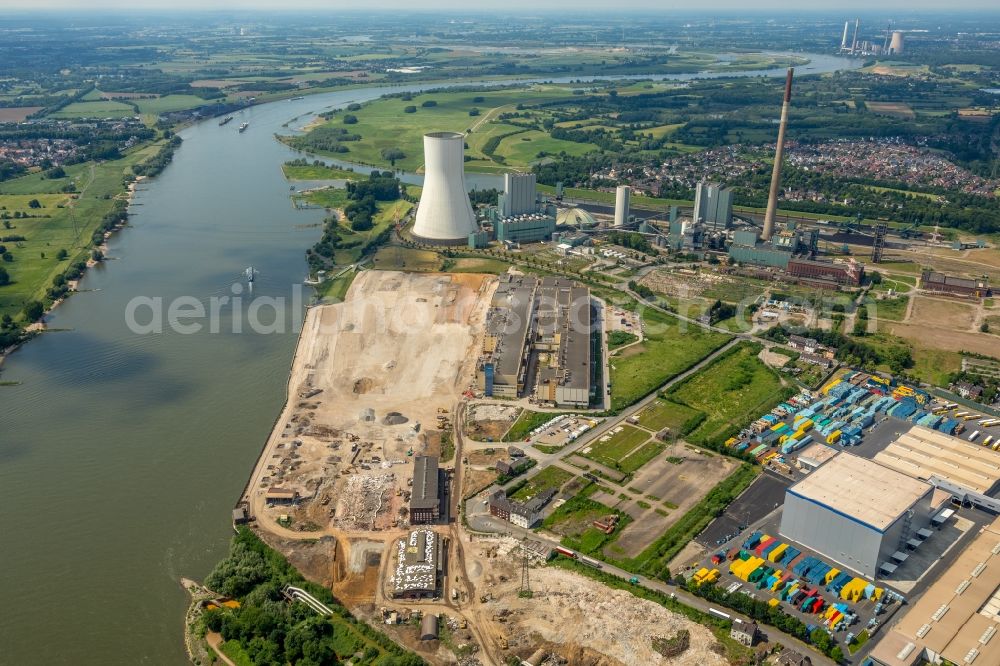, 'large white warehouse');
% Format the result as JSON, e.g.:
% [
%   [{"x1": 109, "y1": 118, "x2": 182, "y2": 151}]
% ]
[
  {"x1": 780, "y1": 453, "x2": 940, "y2": 578},
  {"x1": 412, "y1": 131, "x2": 479, "y2": 244}
]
